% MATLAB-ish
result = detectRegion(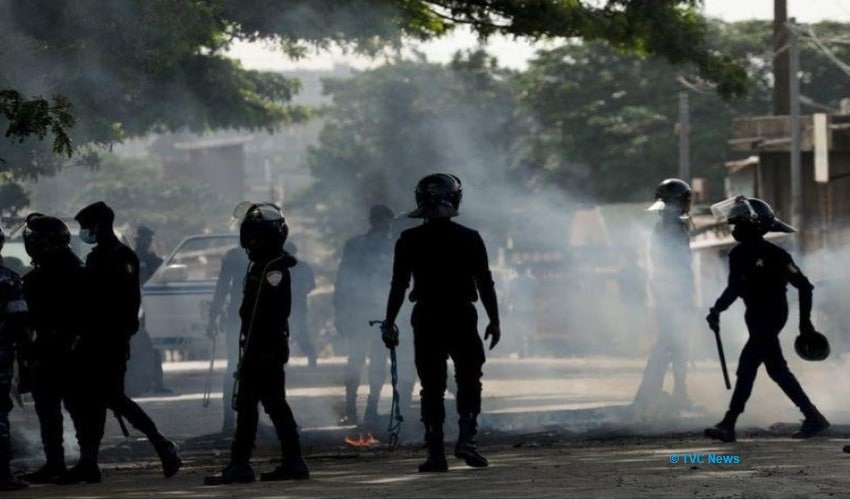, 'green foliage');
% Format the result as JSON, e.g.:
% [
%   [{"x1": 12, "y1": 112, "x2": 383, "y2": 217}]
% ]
[
  {"x1": 30, "y1": 155, "x2": 230, "y2": 249},
  {"x1": 0, "y1": 90, "x2": 74, "y2": 160}
]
